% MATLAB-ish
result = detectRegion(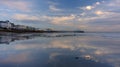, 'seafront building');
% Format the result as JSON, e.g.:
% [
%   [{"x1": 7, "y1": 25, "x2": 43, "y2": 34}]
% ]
[
  {"x1": 0, "y1": 20, "x2": 12, "y2": 29},
  {"x1": 0, "y1": 20, "x2": 37, "y2": 31},
  {"x1": 0, "y1": 20, "x2": 84, "y2": 33}
]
